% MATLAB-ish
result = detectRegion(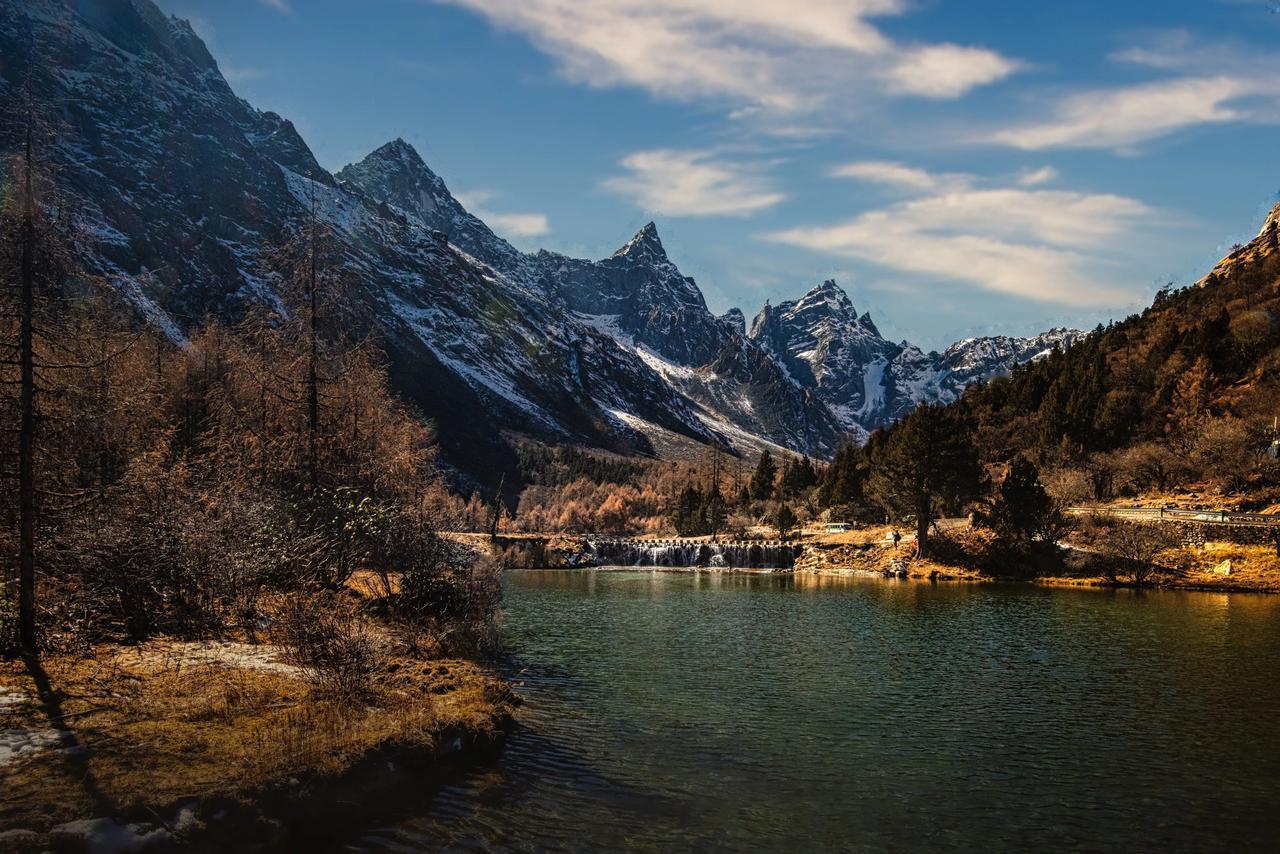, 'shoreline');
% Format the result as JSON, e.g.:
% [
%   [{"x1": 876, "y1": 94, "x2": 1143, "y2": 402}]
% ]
[
  {"x1": 512, "y1": 563, "x2": 1280, "y2": 594},
  {"x1": 487, "y1": 525, "x2": 1280, "y2": 594},
  {"x1": 0, "y1": 642, "x2": 516, "y2": 851}
]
